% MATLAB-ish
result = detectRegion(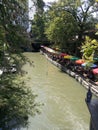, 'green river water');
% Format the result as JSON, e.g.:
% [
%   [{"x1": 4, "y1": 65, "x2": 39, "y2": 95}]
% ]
[{"x1": 22, "y1": 52, "x2": 90, "y2": 130}]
